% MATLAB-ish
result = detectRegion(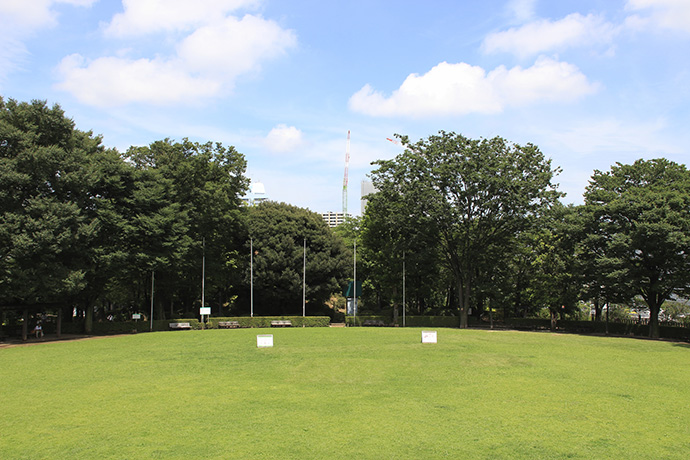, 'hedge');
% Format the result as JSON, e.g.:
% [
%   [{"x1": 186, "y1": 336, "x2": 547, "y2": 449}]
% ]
[
  {"x1": 345, "y1": 315, "x2": 390, "y2": 326},
  {"x1": 24, "y1": 314, "x2": 690, "y2": 341},
  {"x1": 346, "y1": 315, "x2": 464, "y2": 327},
  {"x1": 503, "y1": 318, "x2": 690, "y2": 340},
  {"x1": 206, "y1": 316, "x2": 330, "y2": 328},
  {"x1": 53, "y1": 316, "x2": 331, "y2": 335},
  {"x1": 404, "y1": 316, "x2": 460, "y2": 328}
]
